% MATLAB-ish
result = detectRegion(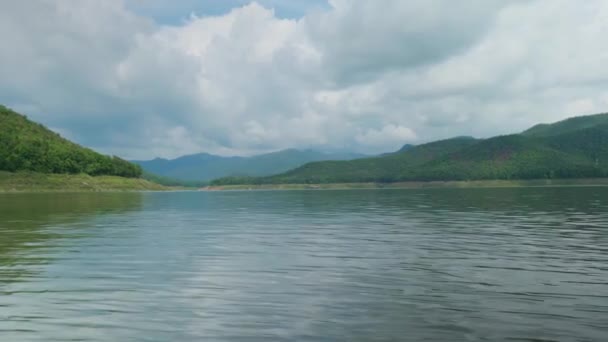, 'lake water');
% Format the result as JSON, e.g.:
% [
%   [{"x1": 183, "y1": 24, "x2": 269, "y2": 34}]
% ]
[{"x1": 1, "y1": 188, "x2": 607, "y2": 341}]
